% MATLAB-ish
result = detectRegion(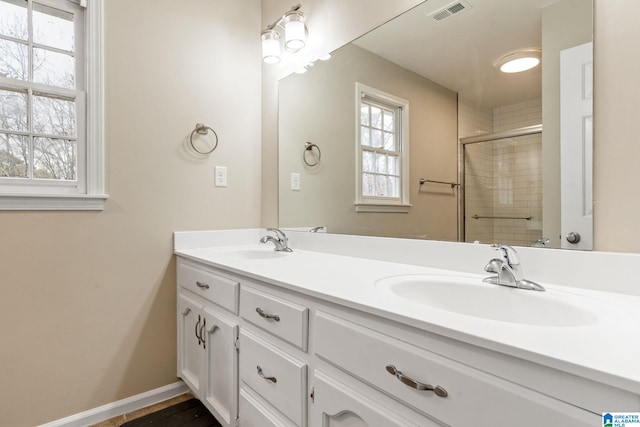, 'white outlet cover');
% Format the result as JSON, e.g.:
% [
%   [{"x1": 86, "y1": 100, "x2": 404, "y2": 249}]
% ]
[{"x1": 215, "y1": 166, "x2": 227, "y2": 187}]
